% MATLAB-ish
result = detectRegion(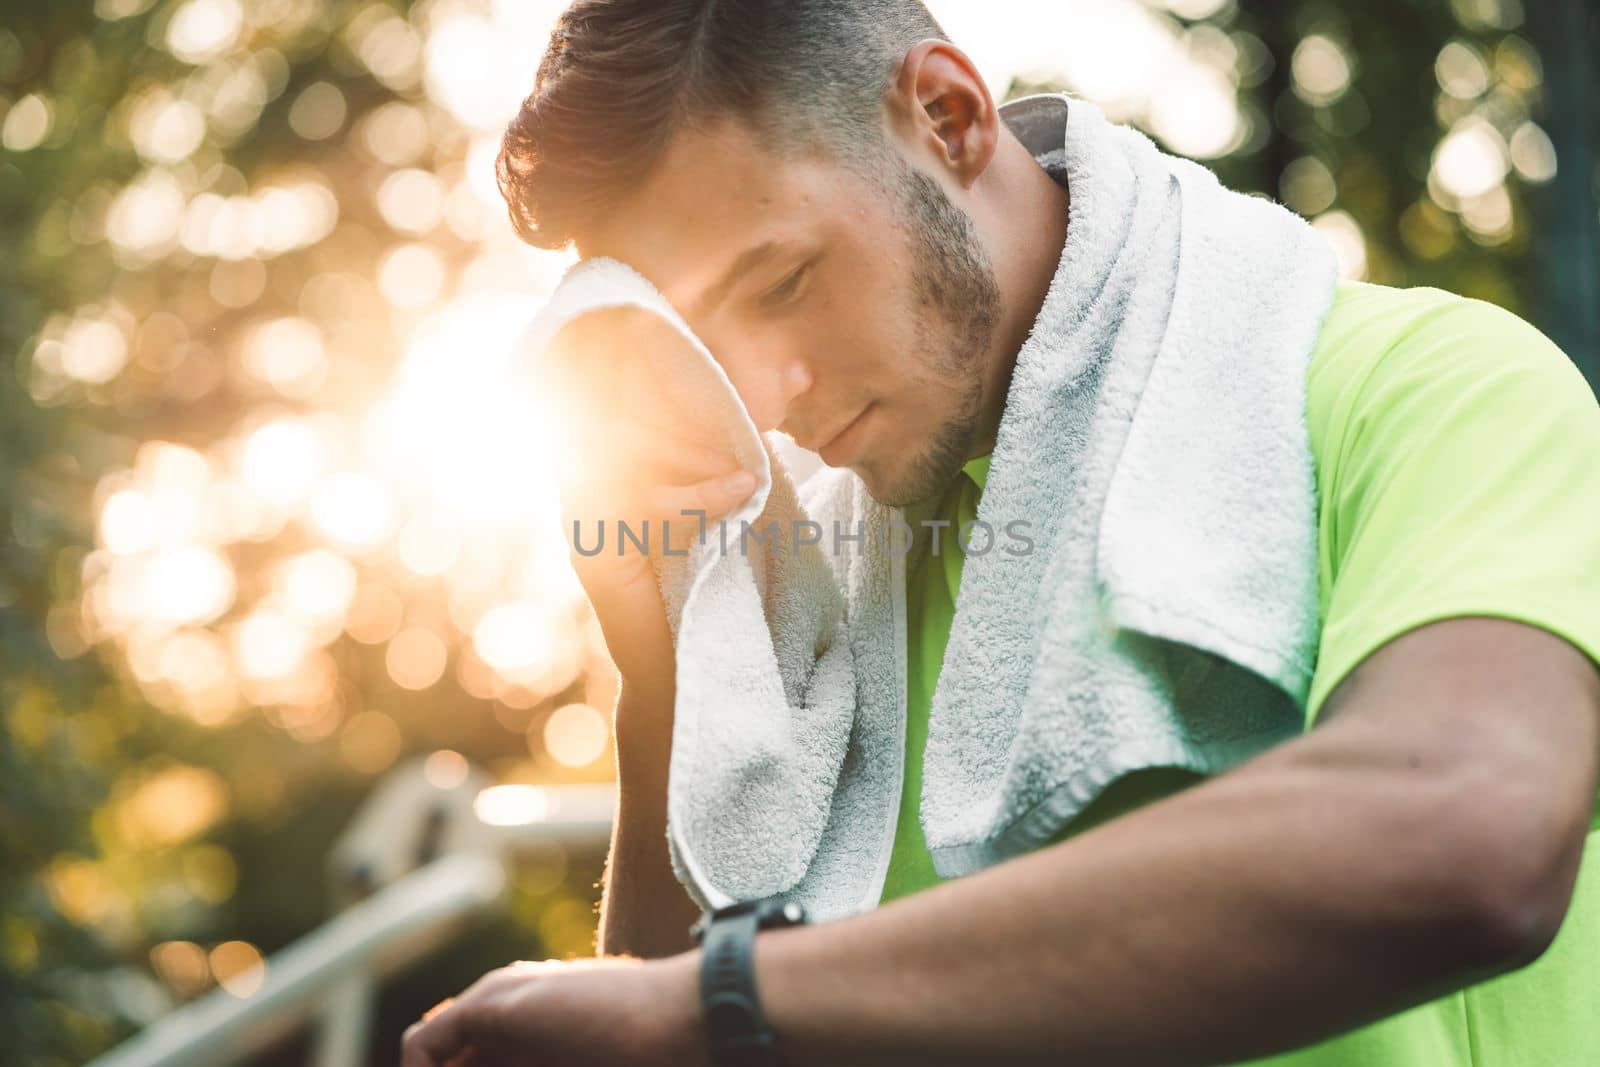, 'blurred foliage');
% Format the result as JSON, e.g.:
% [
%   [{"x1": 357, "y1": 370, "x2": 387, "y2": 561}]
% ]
[
  {"x1": 0, "y1": 0, "x2": 1595, "y2": 1065},
  {"x1": 1, "y1": 1, "x2": 606, "y2": 1064},
  {"x1": 1228, "y1": 0, "x2": 1597, "y2": 367},
  {"x1": 1012, "y1": 0, "x2": 1599, "y2": 359}
]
